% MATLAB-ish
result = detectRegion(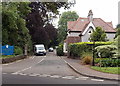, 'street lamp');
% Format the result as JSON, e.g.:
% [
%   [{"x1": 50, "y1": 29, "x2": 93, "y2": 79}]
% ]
[
  {"x1": 87, "y1": 41, "x2": 95, "y2": 66},
  {"x1": 92, "y1": 41, "x2": 95, "y2": 66}
]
